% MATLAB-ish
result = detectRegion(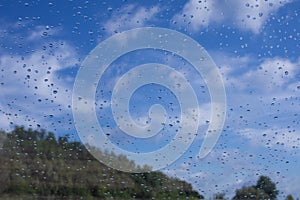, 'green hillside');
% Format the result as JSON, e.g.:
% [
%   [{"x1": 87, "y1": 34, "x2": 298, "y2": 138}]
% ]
[{"x1": 0, "y1": 126, "x2": 202, "y2": 199}]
